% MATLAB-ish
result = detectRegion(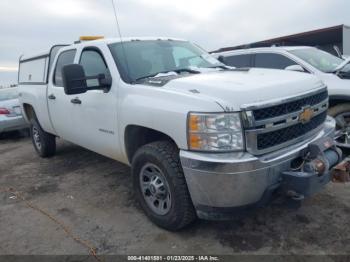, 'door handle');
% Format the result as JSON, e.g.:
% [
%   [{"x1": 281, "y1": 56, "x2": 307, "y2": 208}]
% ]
[
  {"x1": 48, "y1": 94, "x2": 56, "y2": 100},
  {"x1": 71, "y1": 98, "x2": 82, "y2": 104}
]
